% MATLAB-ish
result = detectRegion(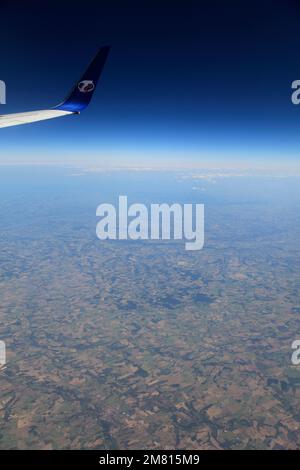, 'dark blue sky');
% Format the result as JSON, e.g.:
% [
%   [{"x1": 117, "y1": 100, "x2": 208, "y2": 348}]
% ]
[{"x1": 1, "y1": 0, "x2": 300, "y2": 167}]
